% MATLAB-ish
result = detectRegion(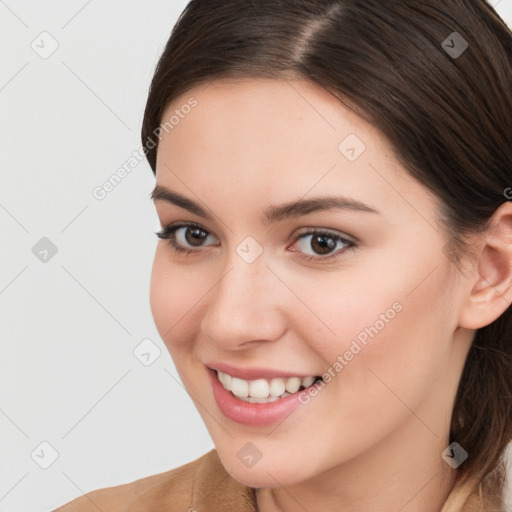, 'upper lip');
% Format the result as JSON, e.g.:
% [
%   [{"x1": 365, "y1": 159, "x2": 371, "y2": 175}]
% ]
[{"x1": 206, "y1": 361, "x2": 320, "y2": 381}]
